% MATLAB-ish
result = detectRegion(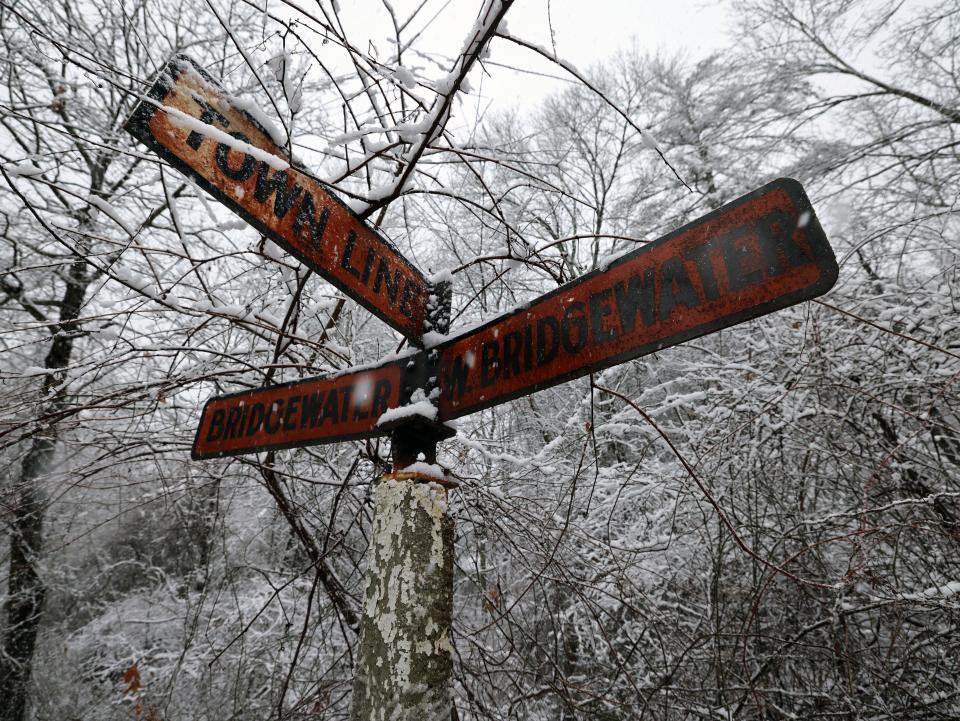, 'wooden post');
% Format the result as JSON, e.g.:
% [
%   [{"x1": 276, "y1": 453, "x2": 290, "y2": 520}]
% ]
[{"x1": 349, "y1": 422, "x2": 456, "y2": 721}]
